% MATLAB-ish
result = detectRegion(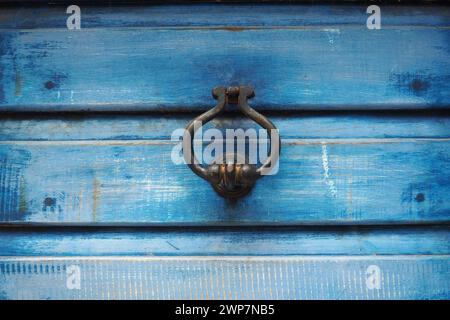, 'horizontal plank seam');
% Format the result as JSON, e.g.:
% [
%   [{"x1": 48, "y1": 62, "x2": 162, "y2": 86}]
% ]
[
  {"x1": 2, "y1": 25, "x2": 450, "y2": 32},
  {"x1": 0, "y1": 255, "x2": 449, "y2": 262},
  {"x1": 1, "y1": 224, "x2": 448, "y2": 230},
  {"x1": 0, "y1": 138, "x2": 449, "y2": 145},
  {"x1": 2, "y1": 221, "x2": 449, "y2": 227}
]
